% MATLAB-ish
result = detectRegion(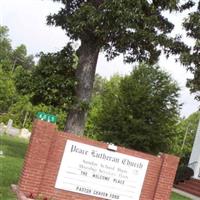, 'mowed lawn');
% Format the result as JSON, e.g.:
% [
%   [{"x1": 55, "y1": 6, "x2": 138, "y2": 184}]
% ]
[
  {"x1": 0, "y1": 135, "x2": 28, "y2": 199},
  {"x1": 0, "y1": 135, "x2": 191, "y2": 200}
]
